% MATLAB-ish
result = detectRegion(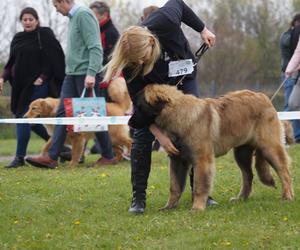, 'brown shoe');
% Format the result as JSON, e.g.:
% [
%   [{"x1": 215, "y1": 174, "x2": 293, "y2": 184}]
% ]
[
  {"x1": 89, "y1": 157, "x2": 117, "y2": 168},
  {"x1": 26, "y1": 154, "x2": 58, "y2": 169}
]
